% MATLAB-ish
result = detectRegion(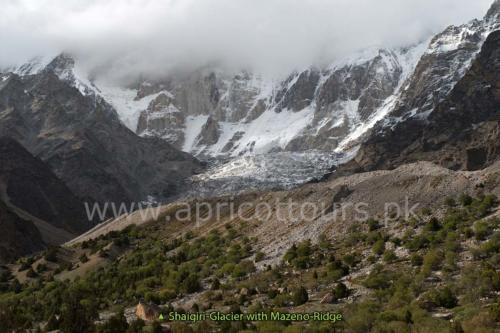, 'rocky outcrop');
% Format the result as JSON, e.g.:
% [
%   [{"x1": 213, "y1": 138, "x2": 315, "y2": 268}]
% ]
[
  {"x1": 337, "y1": 29, "x2": 500, "y2": 174},
  {"x1": 0, "y1": 70, "x2": 202, "y2": 204},
  {"x1": 0, "y1": 137, "x2": 91, "y2": 233},
  {"x1": 196, "y1": 115, "x2": 220, "y2": 145},
  {"x1": 0, "y1": 137, "x2": 94, "y2": 263},
  {"x1": 275, "y1": 69, "x2": 321, "y2": 112},
  {"x1": 135, "y1": 301, "x2": 160, "y2": 322},
  {"x1": 136, "y1": 93, "x2": 186, "y2": 146},
  {"x1": 126, "y1": 2, "x2": 500, "y2": 160},
  {"x1": 132, "y1": 47, "x2": 416, "y2": 156}
]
